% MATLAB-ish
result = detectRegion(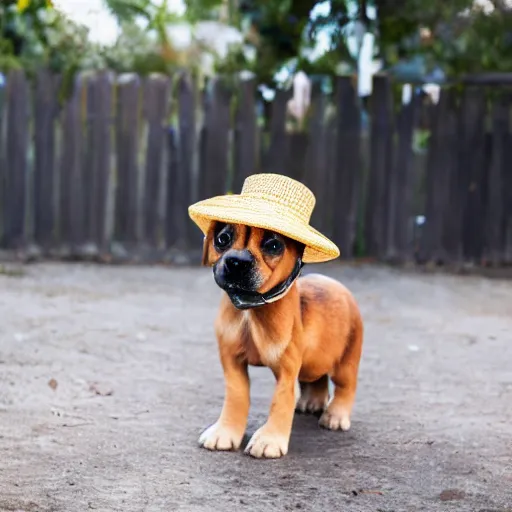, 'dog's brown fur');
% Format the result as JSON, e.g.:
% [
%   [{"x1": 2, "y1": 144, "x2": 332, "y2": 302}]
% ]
[{"x1": 199, "y1": 223, "x2": 364, "y2": 458}]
